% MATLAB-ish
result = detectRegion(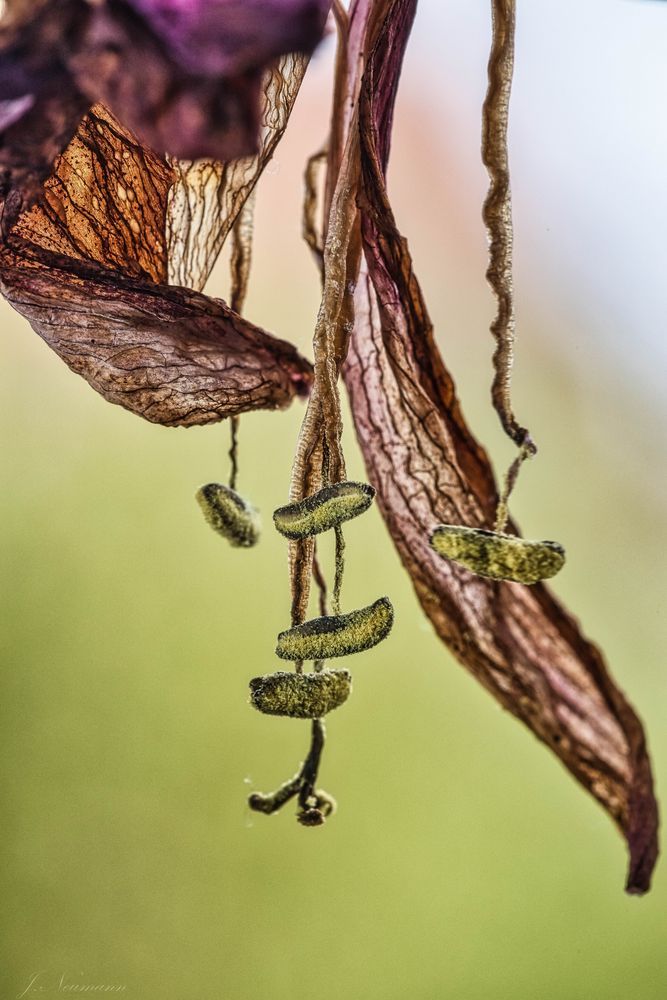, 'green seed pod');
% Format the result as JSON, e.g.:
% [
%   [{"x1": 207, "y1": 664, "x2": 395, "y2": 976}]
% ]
[
  {"x1": 429, "y1": 524, "x2": 565, "y2": 585},
  {"x1": 275, "y1": 597, "x2": 394, "y2": 661},
  {"x1": 249, "y1": 669, "x2": 352, "y2": 719},
  {"x1": 195, "y1": 483, "x2": 260, "y2": 548},
  {"x1": 273, "y1": 481, "x2": 375, "y2": 539}
]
